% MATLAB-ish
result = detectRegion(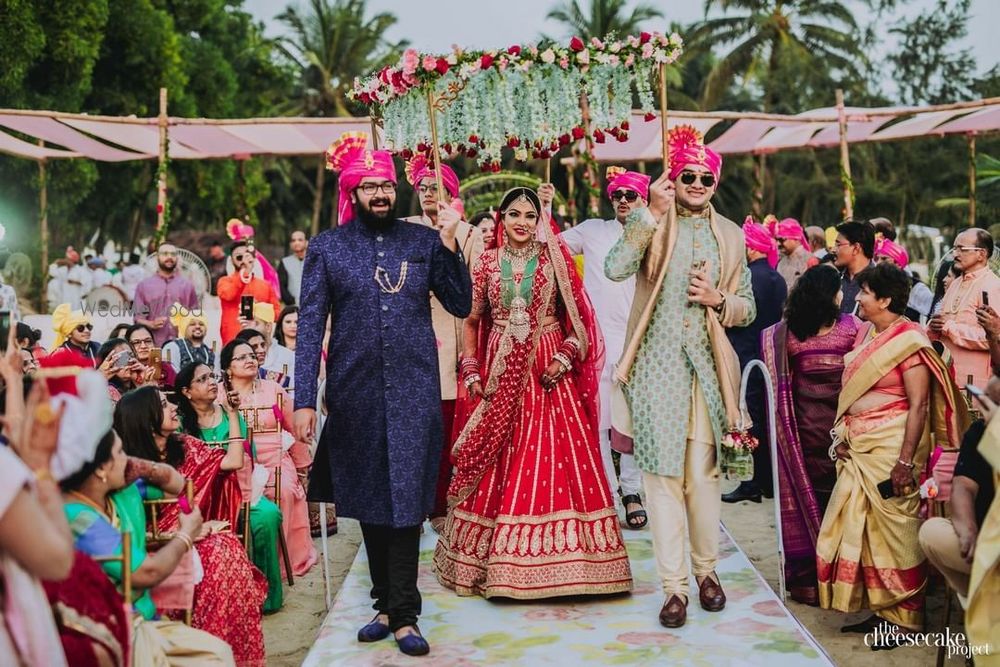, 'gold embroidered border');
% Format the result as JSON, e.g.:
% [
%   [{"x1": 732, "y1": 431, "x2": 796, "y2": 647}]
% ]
[
  {"x1": 54, "y1": 601, "x2": 125, "y2": 666},
  {"x1": 546, "y1": 233, "x2": 590, "y2": 359}
]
